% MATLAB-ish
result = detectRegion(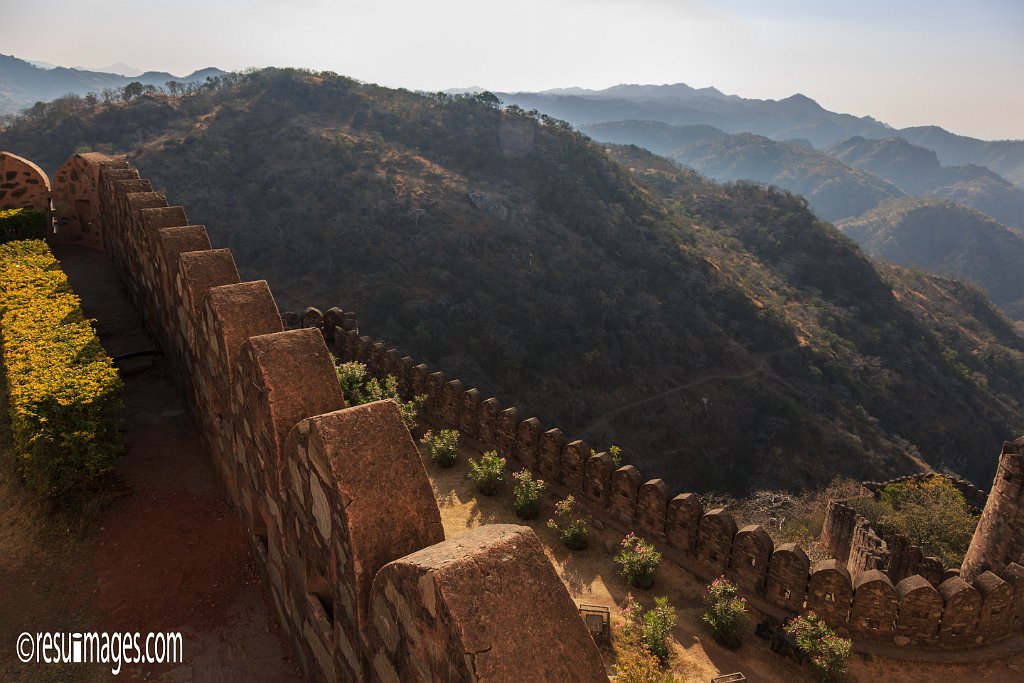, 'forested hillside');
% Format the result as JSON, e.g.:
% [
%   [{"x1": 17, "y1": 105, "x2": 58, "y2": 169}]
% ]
[
  {"x1": 839, "y1": 198, "x2": 1024, "y2": 319},
  {"x1": 3, "y1": 69, "x2": 1022, "y2": 493}
]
